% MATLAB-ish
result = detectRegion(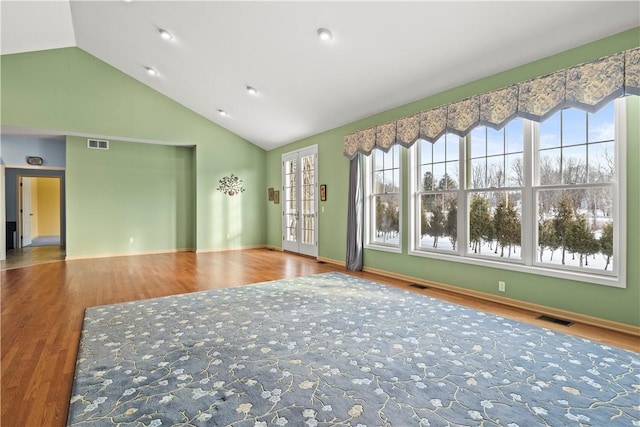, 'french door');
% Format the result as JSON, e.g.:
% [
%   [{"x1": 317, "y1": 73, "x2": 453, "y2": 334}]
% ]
[{"x1": 282, "y1": 146, "x2": 318, "y2": 257}]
